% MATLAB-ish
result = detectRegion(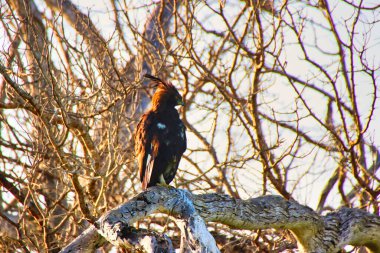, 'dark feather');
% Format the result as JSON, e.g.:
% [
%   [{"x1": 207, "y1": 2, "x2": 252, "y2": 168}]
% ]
[{"x1": 144, "y1": 74, "x2": 164, "y2": 83}]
